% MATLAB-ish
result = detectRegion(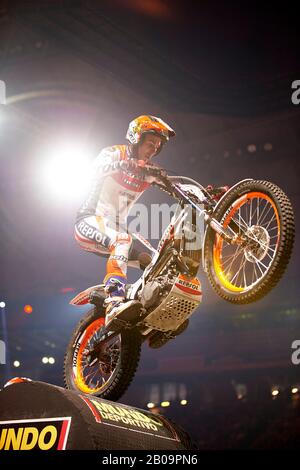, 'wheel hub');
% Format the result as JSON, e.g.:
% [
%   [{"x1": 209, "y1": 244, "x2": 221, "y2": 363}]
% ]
[{"x1": 244, "y1": 225, "x2": 270, "y2": 262}]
